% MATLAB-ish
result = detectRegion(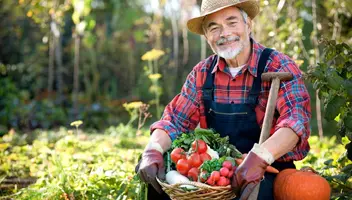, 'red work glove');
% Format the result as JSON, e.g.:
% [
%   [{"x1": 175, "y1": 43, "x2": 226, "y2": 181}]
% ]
[
  {"x1": 135, "y1": 149, "x2": 165, "y2": 194},
  {"x1": 231, "y1": 151, "x2": 269, "y2": 199}
]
